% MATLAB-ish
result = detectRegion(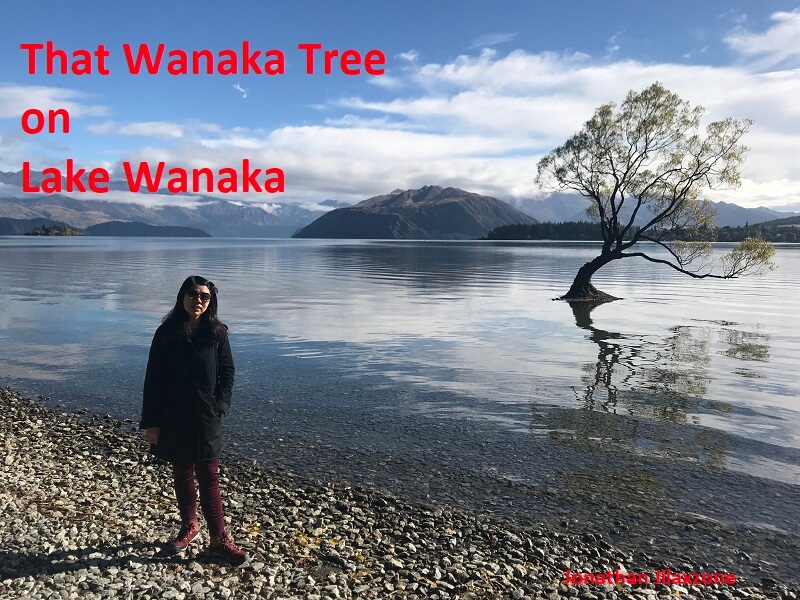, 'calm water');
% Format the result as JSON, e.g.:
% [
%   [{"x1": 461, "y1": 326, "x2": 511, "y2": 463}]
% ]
[{"x1": 2, "y1": 238, "x2": 800, "y2": 550}]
